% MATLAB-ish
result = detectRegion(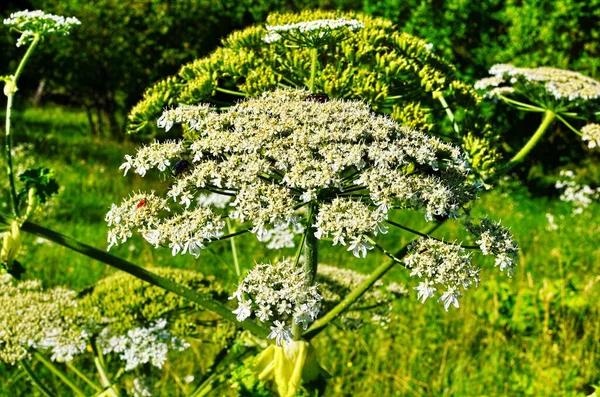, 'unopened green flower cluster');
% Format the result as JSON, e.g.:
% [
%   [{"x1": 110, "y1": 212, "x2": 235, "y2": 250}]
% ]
[{"x1": 127, "y1": 10, "x2": 478, "y2": 138}]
